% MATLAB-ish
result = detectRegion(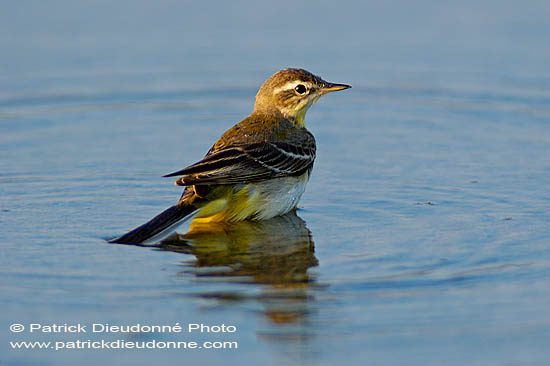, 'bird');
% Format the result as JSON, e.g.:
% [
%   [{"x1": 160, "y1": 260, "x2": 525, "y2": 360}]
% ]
[{"x1": 111, "y1": 68, "x2": 350, "y2": 244}]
